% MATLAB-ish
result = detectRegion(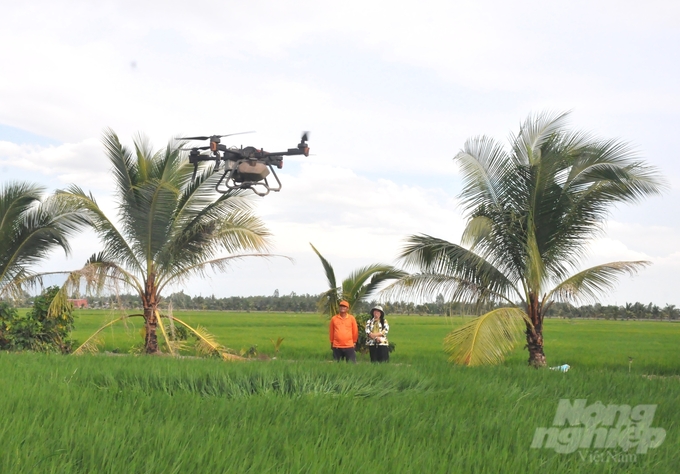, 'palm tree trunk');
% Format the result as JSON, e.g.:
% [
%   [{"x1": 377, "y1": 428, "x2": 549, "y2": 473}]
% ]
[
  {"x1": 525, "y1": 322, "x2": 546, "y2": 367},
  {"x1": 143, "y1": 275, "x2": 159, "y2": 354},
  {"x1": 144, "y1": 305, "x2": 159, "y2": 354},
  {"x1": 526, "y1": 294, "x2": 546, "y2": 367}
]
